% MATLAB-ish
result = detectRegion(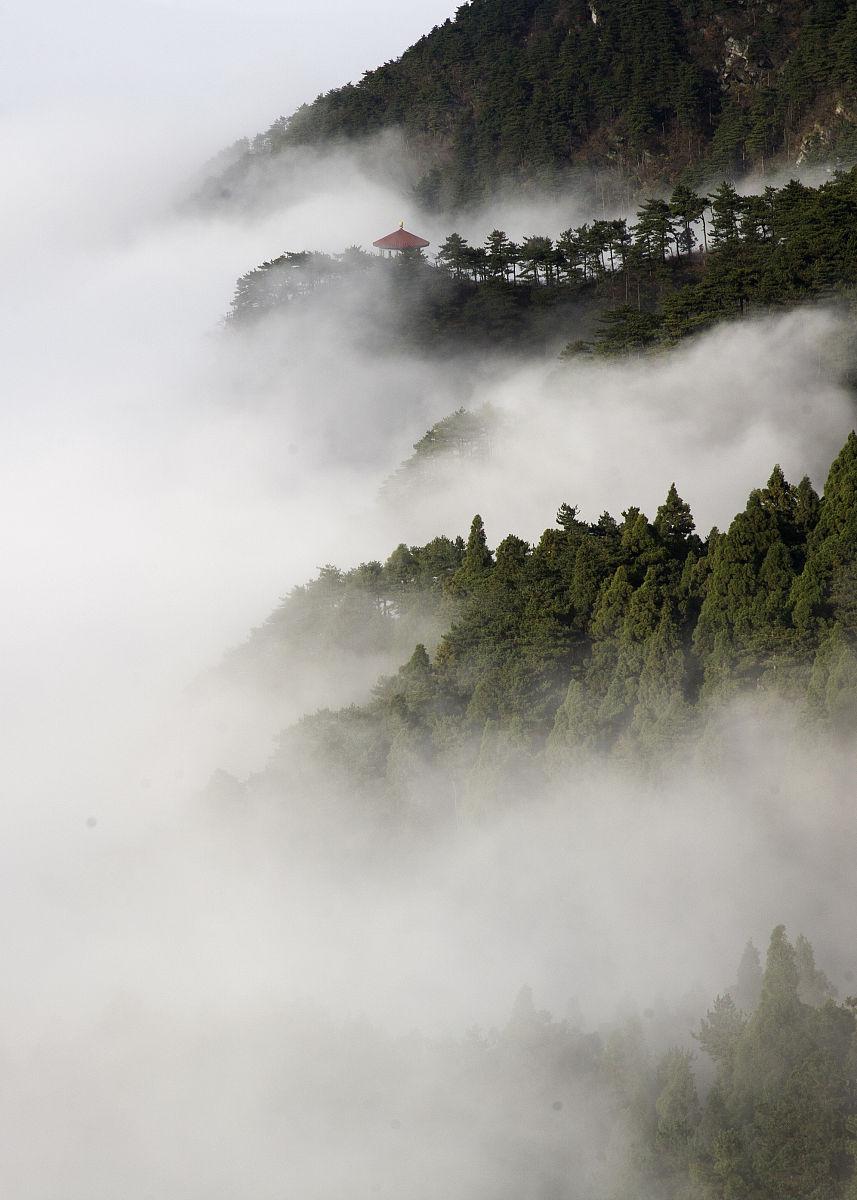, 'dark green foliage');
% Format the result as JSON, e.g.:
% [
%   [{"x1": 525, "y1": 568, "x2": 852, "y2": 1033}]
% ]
[
  {"x1": 448, "y1": 513, "x2": 495, "y2": 599},
  {"x1": 655, "y1": 483, "x2": 696, "y2": 553},
  {"x1": 228, "y1": 241, "x2": 591, "y2": 353},
  {"x1": 671, "y1": 184, "x2": 707, "y2": 253},
  {"x1": 635, "y1": 198, "x2": 678, "y2": 262},
  {"x1": 555, "y1": 502, "x2": 581, "y2": 532},
  {"x1": 593, "y1": 306, "x2": 665, "y2": 356},
  {"x1": 203, "y1": 0, "x2": 857, "y2": 208},
  {"x1": 628, "y1": 606, "x2": 691, "y2": 757},
  {"x1": 692, "y1": 465, "x2": 818, "y2": 694},
  {"x1": 709, "y1": 181, "x2": 744, "y2": 246},
  {"x1": 793, "y1": 432, "x2": 857, "y2": 636},
  {"x1": 259, "y1": 432, "x2": 857, "y2": 800},
  {"x1": 230, "y1": 170, "x2": 857, "y2": 362}
]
